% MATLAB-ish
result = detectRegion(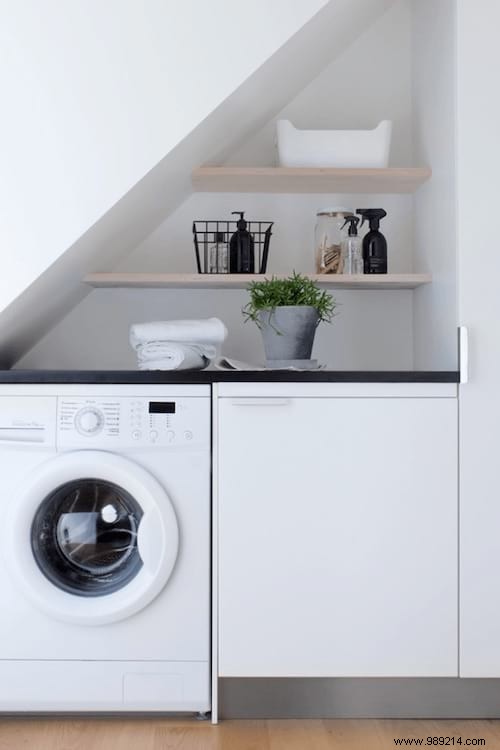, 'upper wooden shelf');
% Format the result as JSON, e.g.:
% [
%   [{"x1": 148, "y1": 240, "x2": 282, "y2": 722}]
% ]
[
  {"x1": 84, "y1": 273, "x2": 431, "y2": 291},
  {"x1": 191, "y1": 166, "x2": 432, "y2": 194}
]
